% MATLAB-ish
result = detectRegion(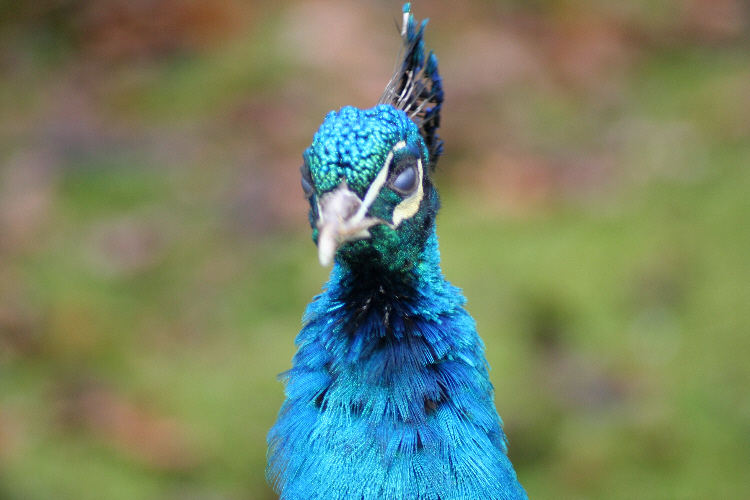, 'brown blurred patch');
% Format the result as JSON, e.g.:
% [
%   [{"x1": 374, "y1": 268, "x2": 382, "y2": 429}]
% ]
[
  {"x1": 0, "y1": 408, "x2": 26, "y2": 463},
  {"x1": 0, "y1": 149, "x2": 57, "y2": 254},
  {"x1": 541, "y1": 11, "x2": 635, "y2": 92},
  {"x1": 74, "y1": 0, "x2": 250, "y2": 62},
  {"x1": 46, "y1": 300, "x2": 106, "y2": 360},
  {"x1": 279, "y1": 1, "x2": 393, "y2": 102},
  {"x1": 223, "y1": 153, "x2": 307, "y2": 237},
  {"x1": 443, "y1": 26, "x2": 544, "y2": 98},
  {"x1": 467, "y1": 149, "x2": 616, "y2": 214},
  {"x1": 679, "y1": 0, "x2": 747, "y2": 43},
  {"x1": 0, "y1": 289, "x2": 44, "y2": 361},
  {"x1": 222, "y1": 86, "x2": 319, "y2": 236},
  {"x1": 86, "y1": 214, "x2": 168, "y2": 276},
  {"x1": 0, "y1": 225, "x2": 46, "y2": 362},
  {"x1": 57, "y1": 381, "x2": 201, "y2": 471}
]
